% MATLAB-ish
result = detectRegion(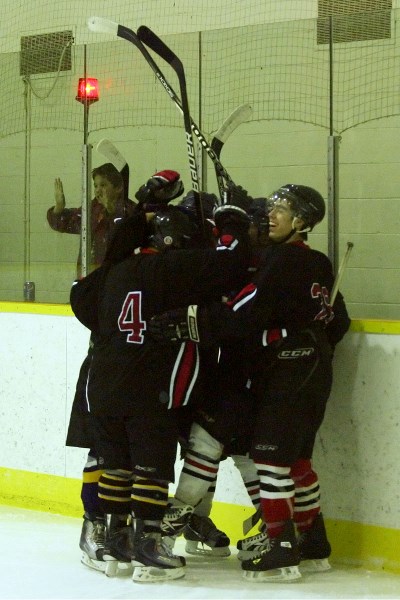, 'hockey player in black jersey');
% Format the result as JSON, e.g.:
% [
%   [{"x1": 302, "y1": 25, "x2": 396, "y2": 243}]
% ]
[
  {"x1": 66, "y1": 168, "x2": 185, "y2": 573},
  {"x1": 70, "y1": 190, "x2": 253, "y2": 582},
  {"x1": 148, "y1": 184, "x2": 350, "y2": 583}
]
